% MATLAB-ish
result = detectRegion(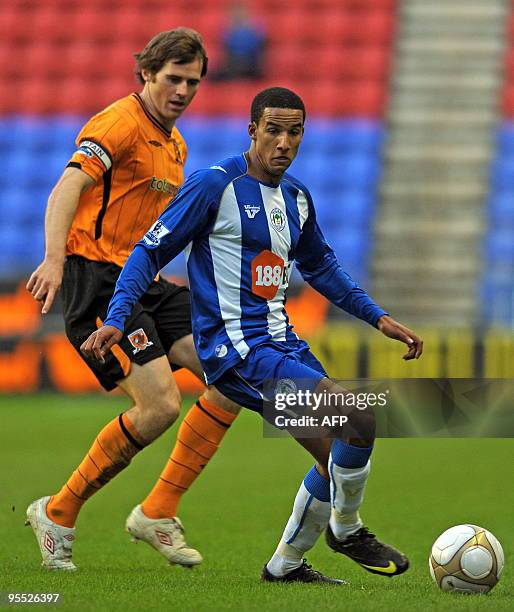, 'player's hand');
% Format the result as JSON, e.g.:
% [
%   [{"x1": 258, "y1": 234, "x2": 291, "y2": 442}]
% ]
[
  {"x1": 80, "y1": 326, "x2": 123, "y2": 363},
  {"x1": 377, "y1": 315, "x2": 423, "y2": 360},
  {"x1": 26, "y1": 259, "x2": 64, "y2": 314}
]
